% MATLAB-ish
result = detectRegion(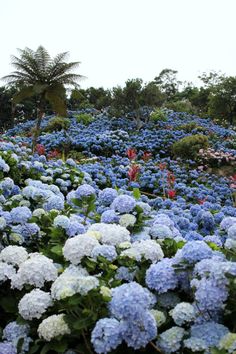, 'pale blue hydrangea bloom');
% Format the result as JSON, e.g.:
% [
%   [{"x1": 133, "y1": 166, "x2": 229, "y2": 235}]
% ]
[
  {"x1": 157, "y1": 326, "x2": 185, "y2": 353},
  {"x1": 75, "y1": 184, "x2": 96, "y2": 199},
  {"x1": 10, "y1": 207, "x2": 32, "y2": 224},
  {"x1": 146, "y1": 258, "x2": 178, "y2": 293},
  {"x1": 91, "y1": 245, "x2": 117, "y2": 262},
  {"x1": 111, "y1": 195, "x2": 136, "y2": 214},
  {"x1": 190, "y1": 321, "x2": 229, "y2": 347},
  {"x1": 109, "y1": 282, "x2": 155, "y2": 321},
  {"x1": 91, "y1": 318, "x2": 122, "y2": 354}
]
